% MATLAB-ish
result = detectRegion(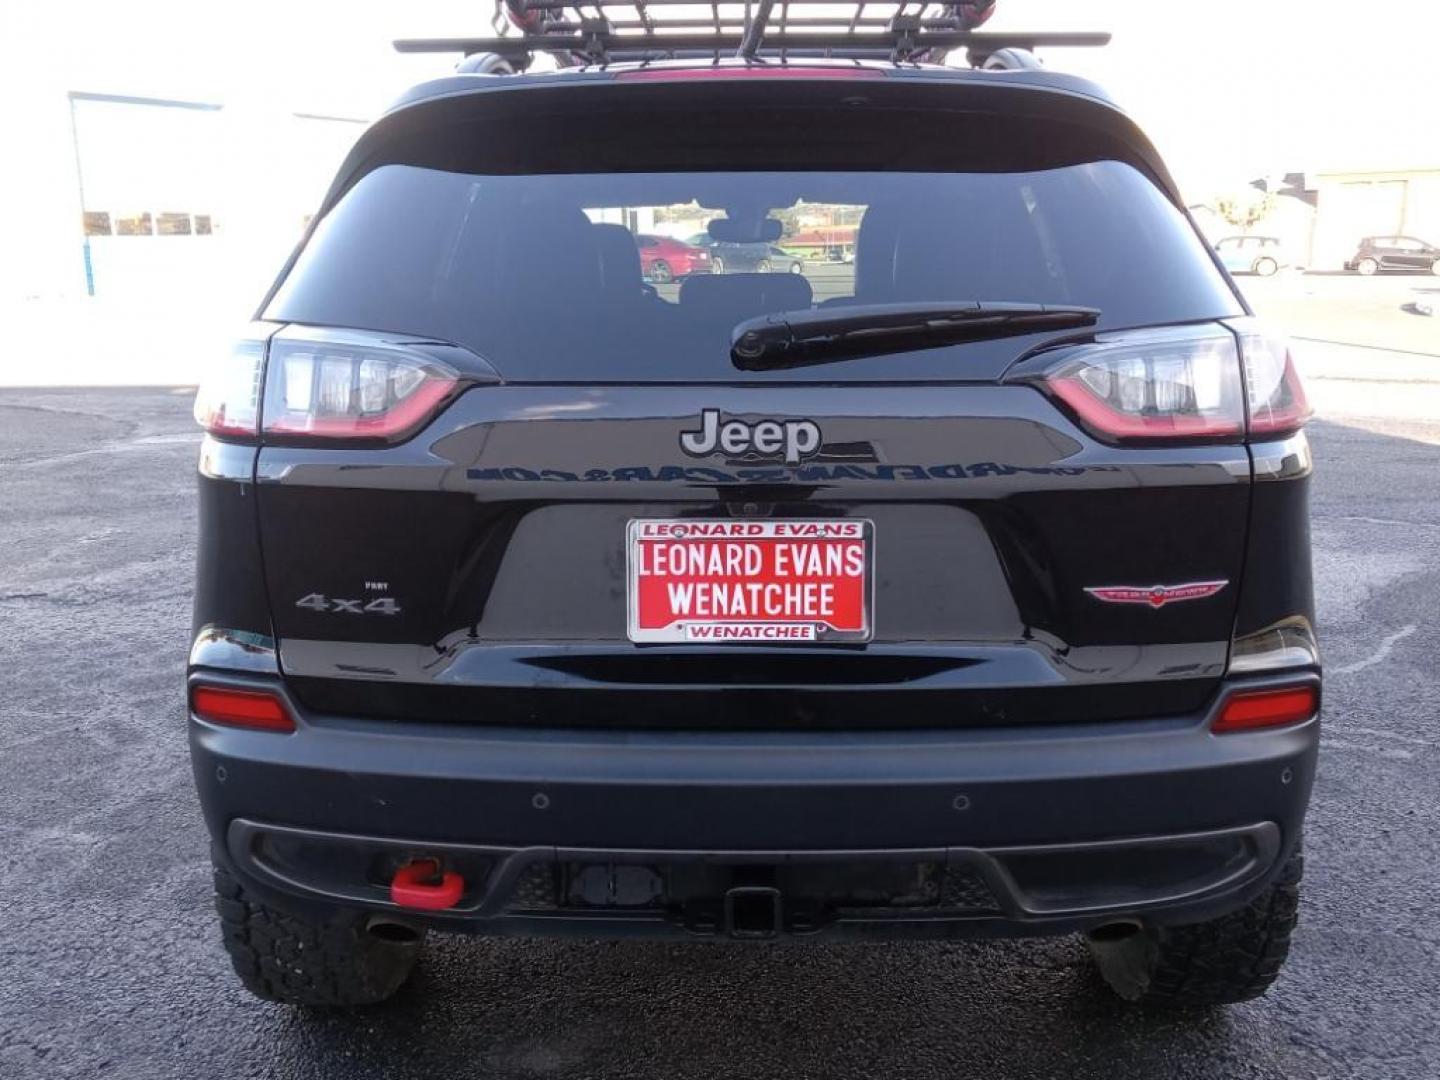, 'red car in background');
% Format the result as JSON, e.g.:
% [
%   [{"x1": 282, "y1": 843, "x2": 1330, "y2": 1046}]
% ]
[{"x1": 635, "y1": 233, "x2": 711, "y2": 282}]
